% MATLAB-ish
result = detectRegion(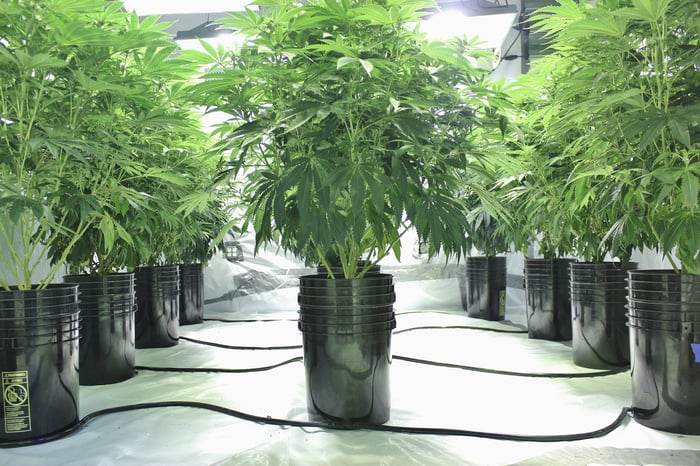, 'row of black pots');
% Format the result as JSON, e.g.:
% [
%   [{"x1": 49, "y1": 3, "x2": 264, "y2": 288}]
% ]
[
  {"x1": 464, "y1": 258, "x2": 632, "y2": 361},
  {"x1": 0, "y1": 264, "x2": 205, "y2": 443},
  {"x1": 299, "y1": 272, "x2": 395, "y2": 425},
  {"x1": 519, "y1": 260, "x2": 634, "y2": 370},
  {"x1": 483, "y1": 260, "x2": 700, "y2": 435}
]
